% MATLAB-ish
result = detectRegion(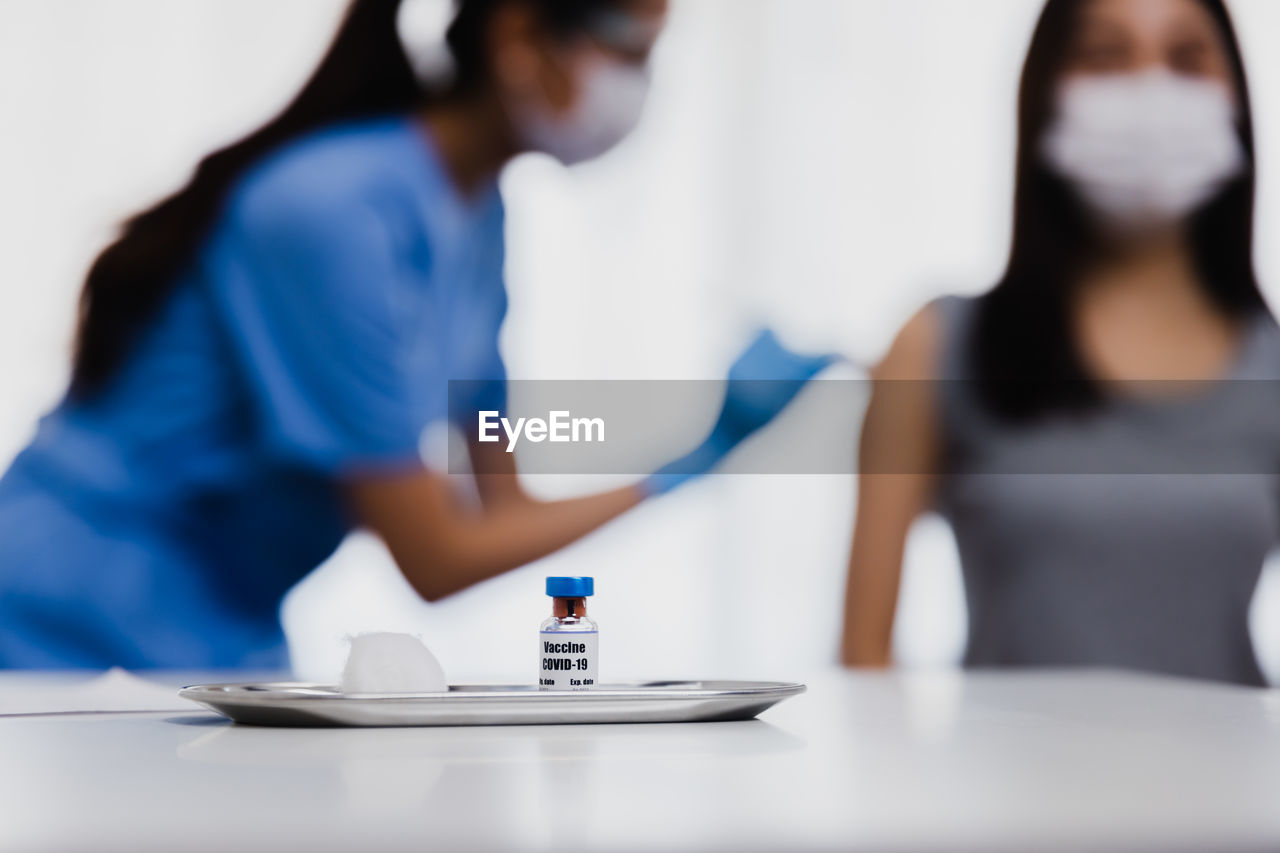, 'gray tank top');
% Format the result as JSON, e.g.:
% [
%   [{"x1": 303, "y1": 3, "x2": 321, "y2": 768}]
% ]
[{"x1": 935, "y1": 295, "x2": 1280, "y2": 686}]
